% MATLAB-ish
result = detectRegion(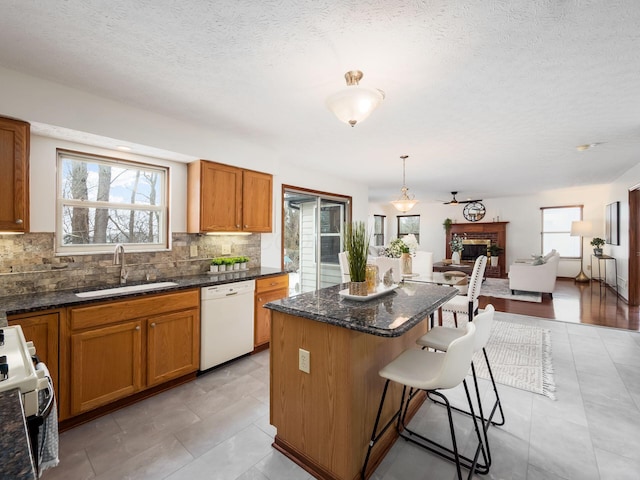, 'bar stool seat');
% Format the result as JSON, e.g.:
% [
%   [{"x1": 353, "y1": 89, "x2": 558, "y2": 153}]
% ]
[
  {"x1": 416, "y1": 305, "x2": 505, "y2": 471},
  {"x1": 361, "y1": 323, "x2": 486, "y2": 480}
]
